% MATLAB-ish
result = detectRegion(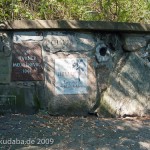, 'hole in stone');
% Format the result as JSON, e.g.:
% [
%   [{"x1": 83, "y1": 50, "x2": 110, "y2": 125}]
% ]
[{"x1": 99, "y1": 47, "x2": 107, "y2": 56}]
